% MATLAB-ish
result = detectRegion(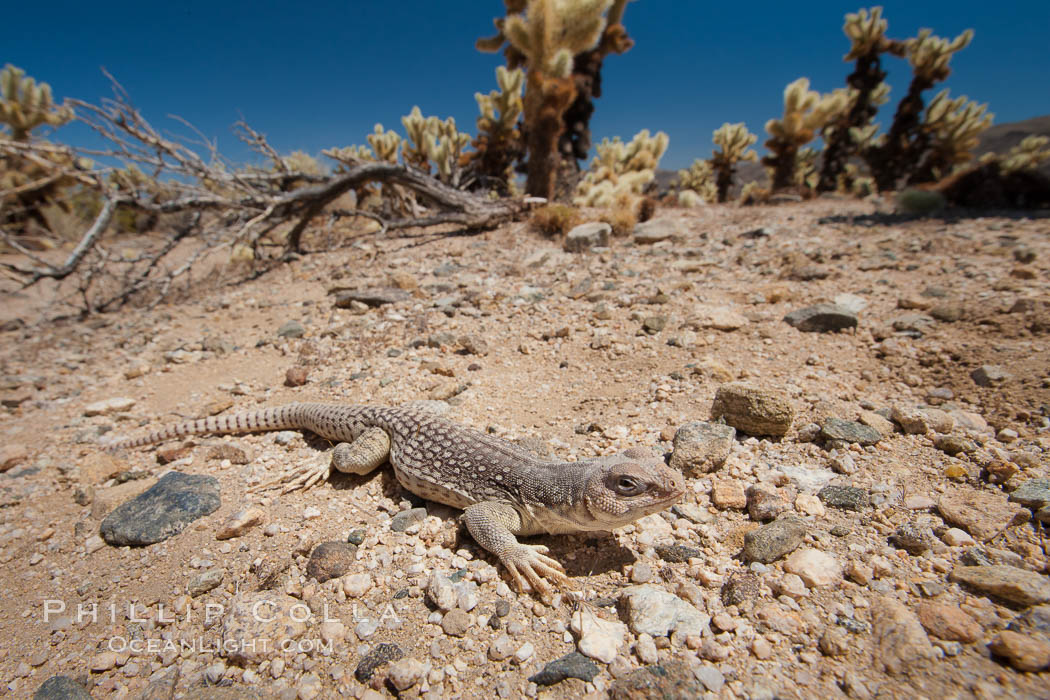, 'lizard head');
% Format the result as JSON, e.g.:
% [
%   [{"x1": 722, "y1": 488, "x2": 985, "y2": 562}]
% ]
[{"x1": 581, "y1": 448, "x2": 686, "y2": 529}]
